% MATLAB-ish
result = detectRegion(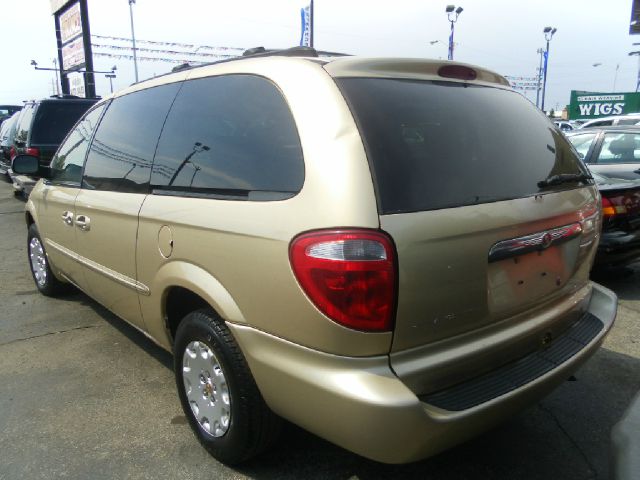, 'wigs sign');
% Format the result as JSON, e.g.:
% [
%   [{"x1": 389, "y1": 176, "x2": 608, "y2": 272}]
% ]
[
  {"x1": 569, "y1": 91, "x2": 640, "y2": 119},
  {"x1": 576, "y1": 95, "x2": 624, "y2": 117}
]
